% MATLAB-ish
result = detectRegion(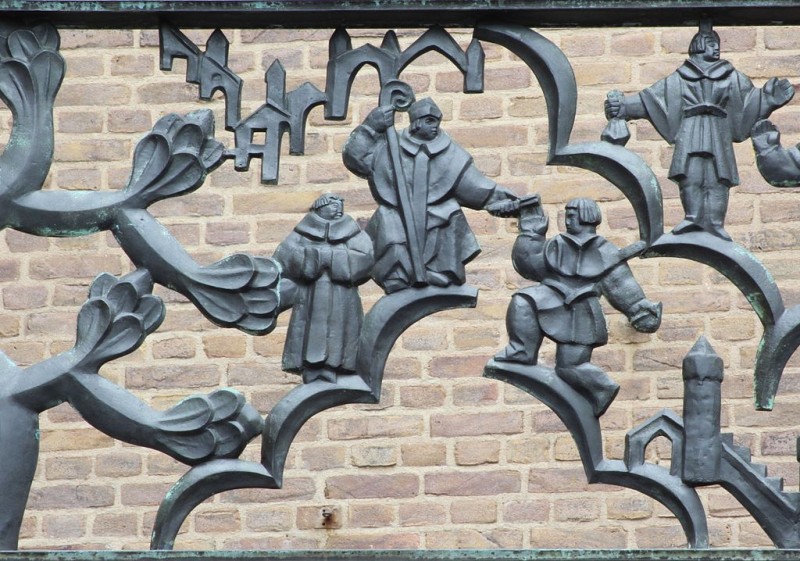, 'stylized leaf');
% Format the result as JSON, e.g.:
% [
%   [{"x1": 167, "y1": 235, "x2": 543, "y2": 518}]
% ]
[
  {"x1": 200, "y1": 140, "x2": 225, "y2": 170},
  {"x1": 189, "y1": 284, "x2": 246, "y2": 325},
  {"x1": 156, "y1": 432, "x2": 216, "y2": 463},
  {"x1": 136, "y1": 294, "x2": 166, "y2": 334},
  {"x1": 128, "y1": 134, "x2": 170, "y2": 193},
  {"x1": 172, "y1": 122, "x2": 204, "y2": 153},
  {"x1": 7, "y1": 29, "x2": 40, "y2": 62},
  {"x1": 31, "y1": 22, "x2": 59, "y2": 51},
  {"x1": 251, "y1": 256, "x2": 281, "y2": 288},
  {"x1": 243, "y1": 289, "x2": 278, "y2": 316},
  {"x1": 0, "y1": 59, "x2": 34, "y2": 117},
  {"x1": 146, "y1": 153, "x2": 205, "y2": 200},
  {"x1": 91, "y1": 313, "x2": 145, "y2": 365},
  {"x1": 29, "y1": 50, "x2": 64, "y2": 104},
  {"x1": 89, "y1": 272, "x2": 118, "y2": 299},
  {"x1": 74, "y1": 298, "x2": 112, "y2": 354},
  {"x1": 105, "y1": 281, "x2": 139, "y2": 315},
  {"x1": 208, "y1": 422, "x2": 242, "y2": 457},
  {"x1": 207, "y1": 388, "x2": 244, "y2": 422},
  {"x1": 160, "y1": 395, "x2": 214, "y2": 432},
  {"x1": 193, "y1": 254, "x2": 257, "y2": 291}
]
